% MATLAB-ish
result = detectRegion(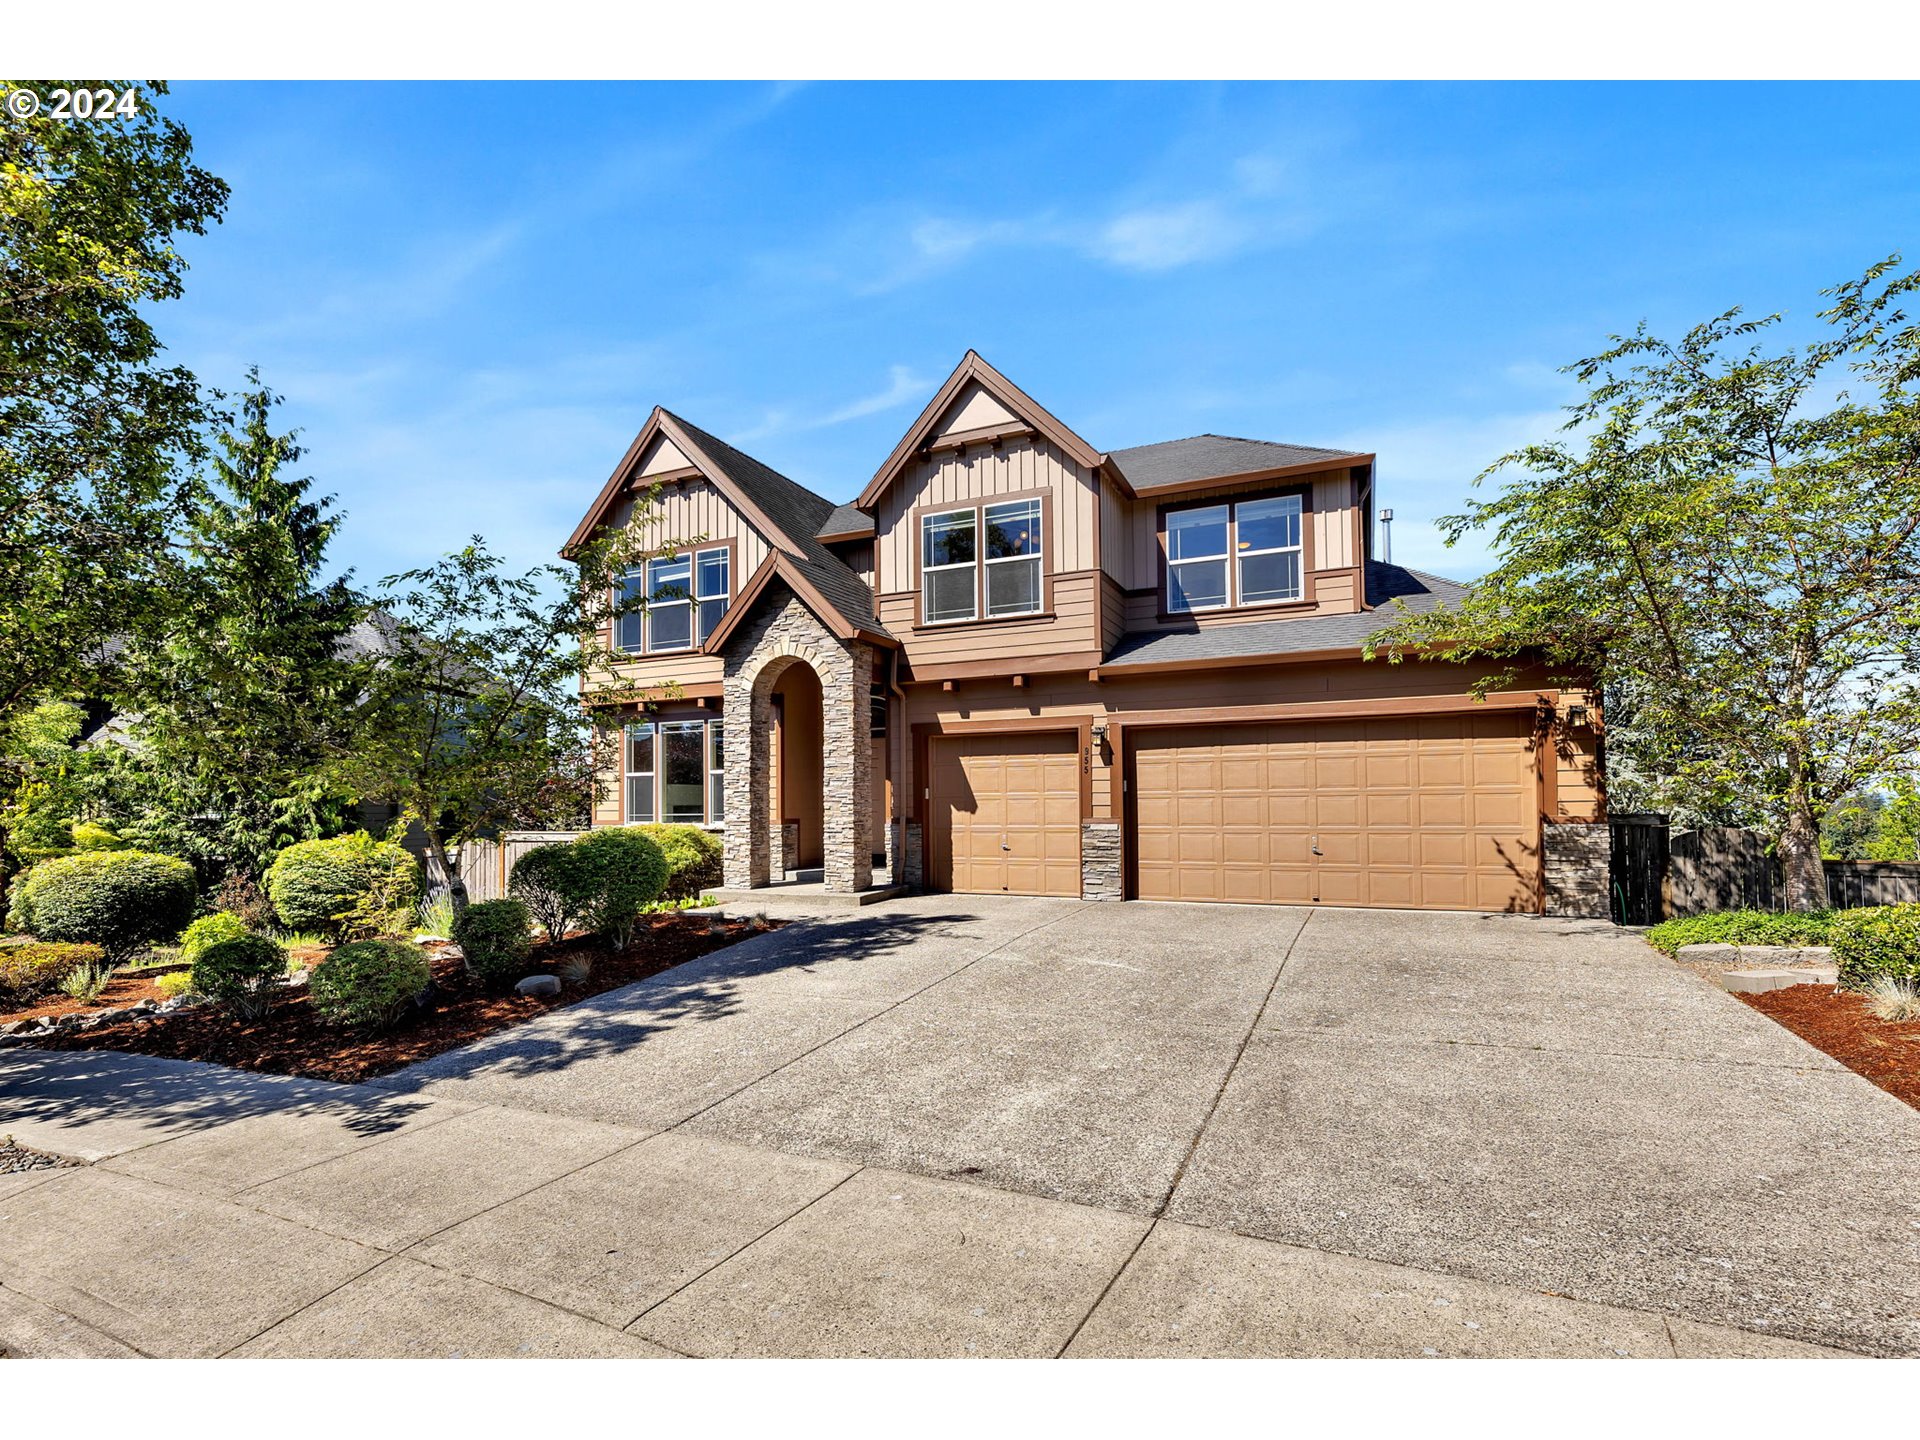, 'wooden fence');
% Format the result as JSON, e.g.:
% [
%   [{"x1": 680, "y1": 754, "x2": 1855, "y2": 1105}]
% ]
[
  {"x1": 1667, "y1": 824, "x2": 1920, "y2": 916},
  {"x1": 452, "y1": 831, "x2": 585, "y2": 902}
]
